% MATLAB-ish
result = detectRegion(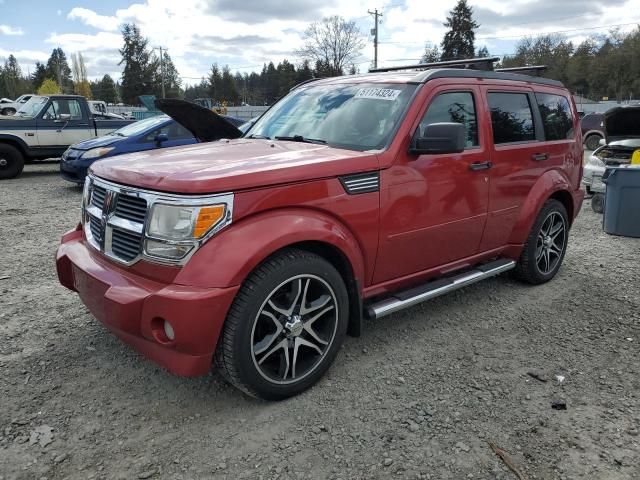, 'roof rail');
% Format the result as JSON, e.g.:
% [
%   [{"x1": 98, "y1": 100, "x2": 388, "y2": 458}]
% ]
[
  {"x1": 290, "y1": 77, "x2": 323, "y2": 91},
  {"x1": 369, "y1": 57, "x2": 501, "y2": 73},
  {"x1": 495, "y1": 65, "x2": 548, "y2": 76}
]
